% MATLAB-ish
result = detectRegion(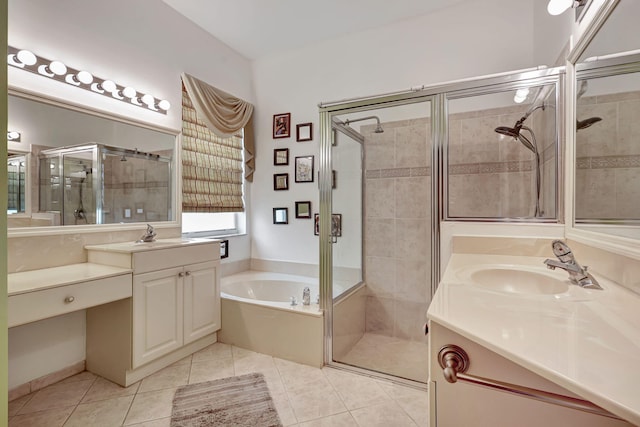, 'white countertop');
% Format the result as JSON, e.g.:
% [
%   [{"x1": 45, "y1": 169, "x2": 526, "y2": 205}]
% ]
[
  {"x1": 9, "y1": 263, "x2": 132, "y2": 296},
  {"x1": 428, "y1": 254, "x2": 640, "y2": 425},
  {"x1": 84, "y1": 238, "x2": 217, "y2": 253}
]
